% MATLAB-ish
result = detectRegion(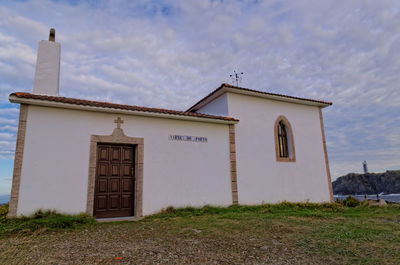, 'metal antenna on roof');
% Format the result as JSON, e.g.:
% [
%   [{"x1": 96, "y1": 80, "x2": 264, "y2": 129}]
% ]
[{"x1": 230, "y1": 70, "x2": 243, "y2": 87}]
